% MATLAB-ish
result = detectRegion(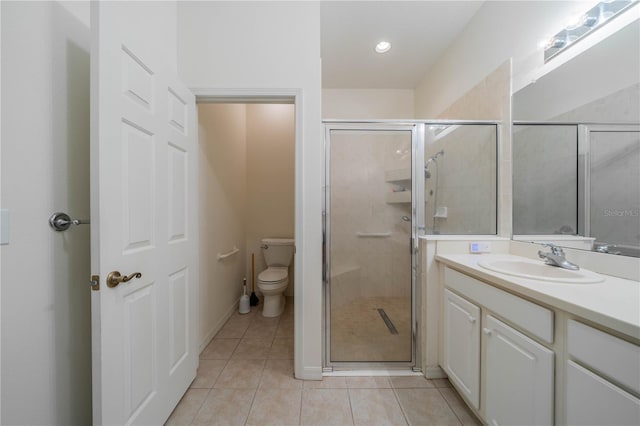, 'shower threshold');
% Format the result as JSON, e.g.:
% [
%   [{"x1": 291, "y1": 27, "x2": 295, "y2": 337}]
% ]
[{"x1": 322, "y1": 369, "x2": 422, "y2": 377}]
